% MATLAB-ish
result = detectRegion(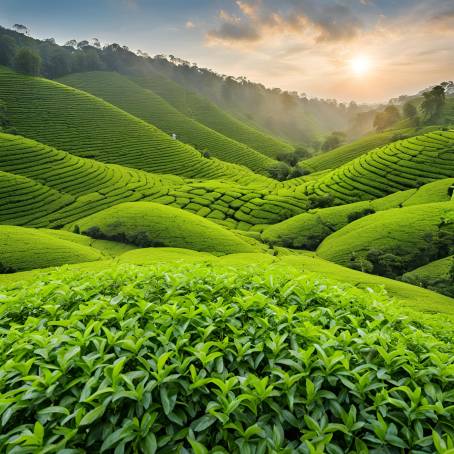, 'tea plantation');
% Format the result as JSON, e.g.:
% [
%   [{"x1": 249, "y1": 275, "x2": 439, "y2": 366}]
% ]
[
  {"x1": 1, "y1": 264, "x2": 454, "y2": 452},
  {"x1": 59, "y1": 72, "x2": 278, "y2": 175},
  {"x1": 1, "y1": 54, "x2": 454, "y2": 453}
]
